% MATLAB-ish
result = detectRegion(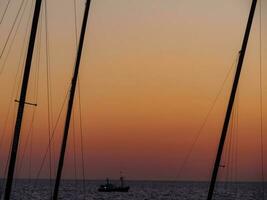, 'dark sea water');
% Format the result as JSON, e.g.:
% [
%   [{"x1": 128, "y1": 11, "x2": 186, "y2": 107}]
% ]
[{"x1": 0, "y1": 180, "x2": 265, "y2": 200}]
